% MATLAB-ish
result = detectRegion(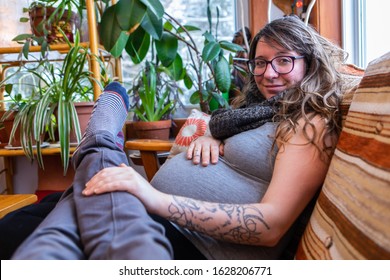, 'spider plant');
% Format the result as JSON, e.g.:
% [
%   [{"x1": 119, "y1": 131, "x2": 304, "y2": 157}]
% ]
[
  {"x1": 2, "y1": 32, "x2": 106, "y2": 174},
  {"x1": 130, "y1": 61, "x2": 178, "y2": 122}
]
